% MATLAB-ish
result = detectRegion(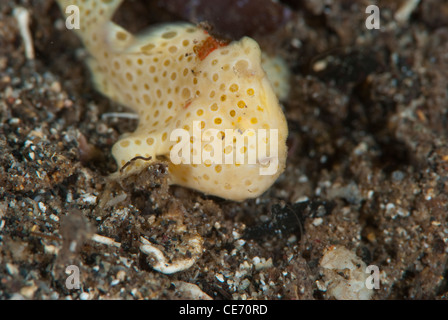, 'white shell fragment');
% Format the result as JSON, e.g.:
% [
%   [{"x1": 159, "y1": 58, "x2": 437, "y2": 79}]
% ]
[{"x1": 320, "y1": 246, "x2": 374, "y2": 300}]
